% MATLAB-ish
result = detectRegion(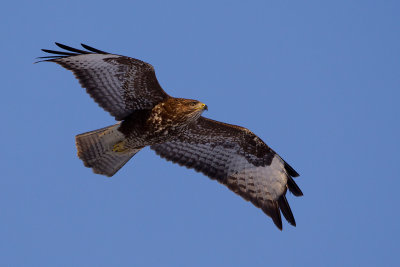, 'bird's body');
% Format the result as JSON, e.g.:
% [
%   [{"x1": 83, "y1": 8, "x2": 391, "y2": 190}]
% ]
[
  {"x1": 115, "y1": 98, "x2": 207, "y2": 151},
  {"x1": 39, "y1": 43, "x2": 303, "y2": 230}
]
